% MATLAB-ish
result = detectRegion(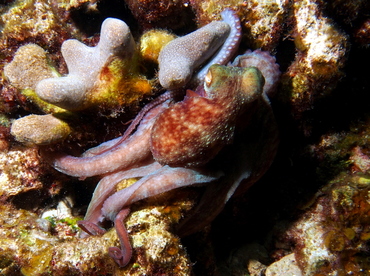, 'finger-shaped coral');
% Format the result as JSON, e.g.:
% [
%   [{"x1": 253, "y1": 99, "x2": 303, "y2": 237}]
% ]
[
  {"x1": 158, "y1": 21, "x2": 230, "y2": 90},
  {"x1": 35, "y1": 18, "x2": 142, "y2": 110},
  {"x1": 158, "y1": 9, "x2": 241, "y2": 90},
  {"x1": 4, "y1": 44, "x2": 57, "y2": 91},
  {"x1": 3, "y1": 44, "x2": 66, "y2": 114},
  {"x1": 11, "y1": 114, "x2": 71, "y2": 145}
]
